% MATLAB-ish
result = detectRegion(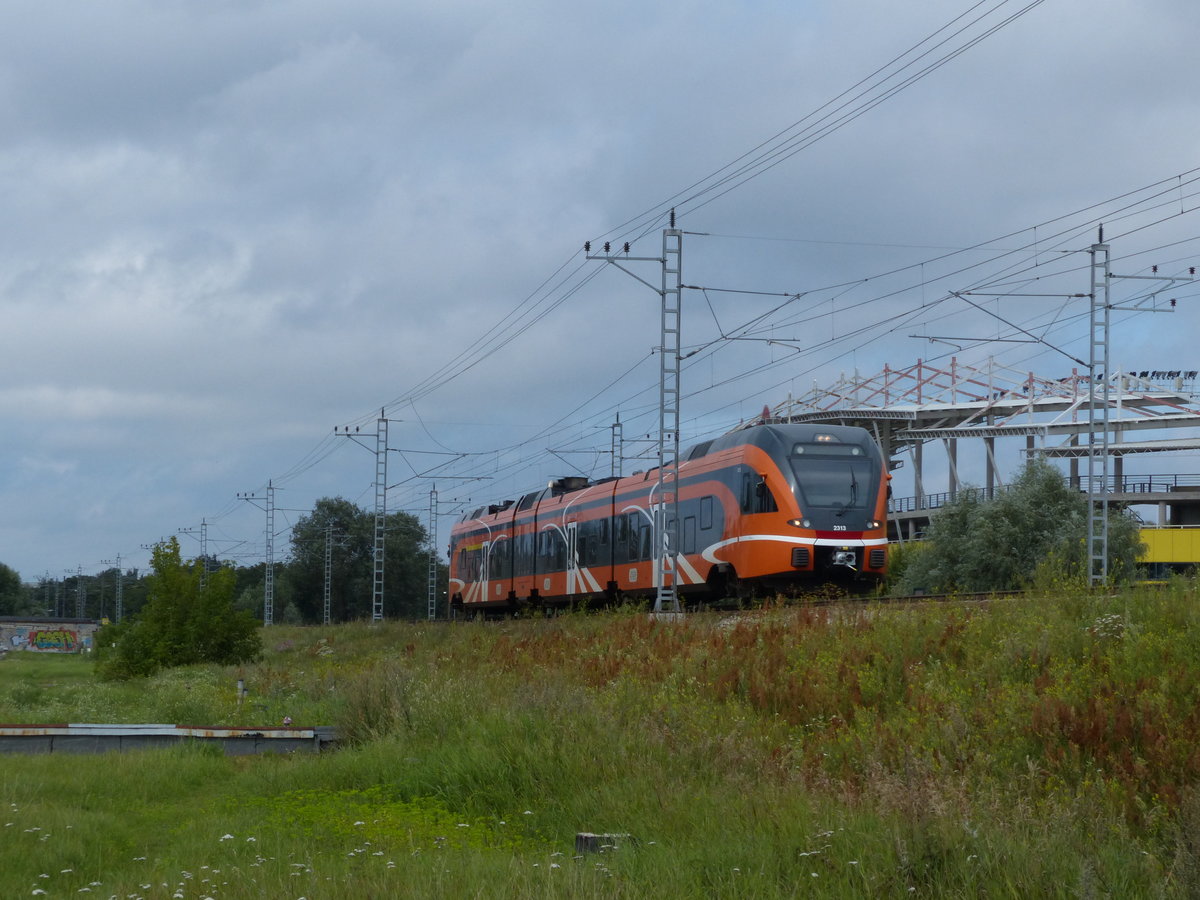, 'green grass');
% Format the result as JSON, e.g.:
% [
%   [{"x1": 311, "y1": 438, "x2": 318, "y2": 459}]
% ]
[{"x1": 3, "y1": 582, "x2": 1200, "y2": 896}]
